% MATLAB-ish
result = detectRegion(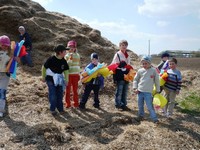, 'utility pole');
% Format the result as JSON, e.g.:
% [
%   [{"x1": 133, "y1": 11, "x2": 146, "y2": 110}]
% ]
[{"x1": 148, "y1": 39, "x2": 150, "y2": 56}]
